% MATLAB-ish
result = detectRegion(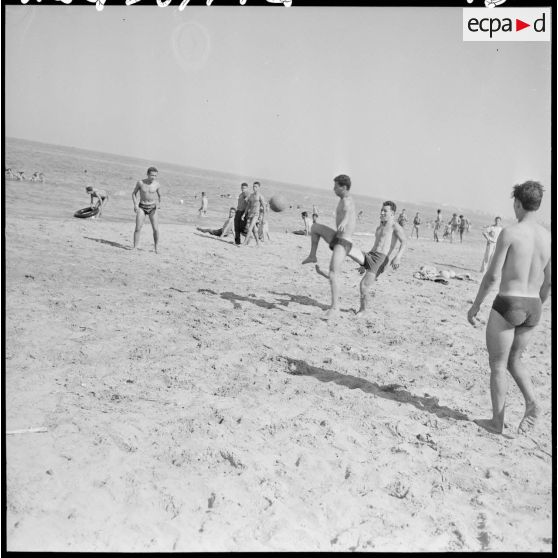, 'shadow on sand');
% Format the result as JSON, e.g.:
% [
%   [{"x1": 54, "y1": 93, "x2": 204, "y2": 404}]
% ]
[
  {"x1": 282, "y1": 356, "x2": 469, "y2": 422},
  {"x1": 193, "y1": 232, "x2": 235, "y2": 246},
  {"x1": 84, "y1": 237, "x2": 130, "y2": 250},
  {"x1": 270, "y1": 291, "x2": 333, "y2": 312},
  {"x1": 198, "y1": 289, "x2": 286, "y2": 311}
]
